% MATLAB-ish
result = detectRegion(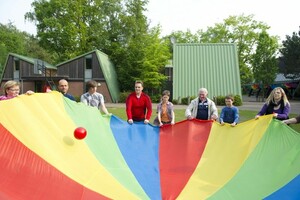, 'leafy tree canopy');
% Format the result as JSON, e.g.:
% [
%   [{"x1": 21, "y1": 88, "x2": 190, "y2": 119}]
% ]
[
  {"x1": 26, "y1": 0, "x2": 170, "y2": 92},
  {"x1": 164, "y1": 14, "x2": 276, "y2": 85},
  {"x1": 280, "y1": 32, "x2": 300, "y2": 80},
  {"x1": 0, "y1": 23, "x2": 52, "y2": 74},
  {"x1": 252, "y1": 31, "x2": 279, "y2": 88},
  {"x1": 200, "y1": 14, "x2": 274, "y2": 84}
]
